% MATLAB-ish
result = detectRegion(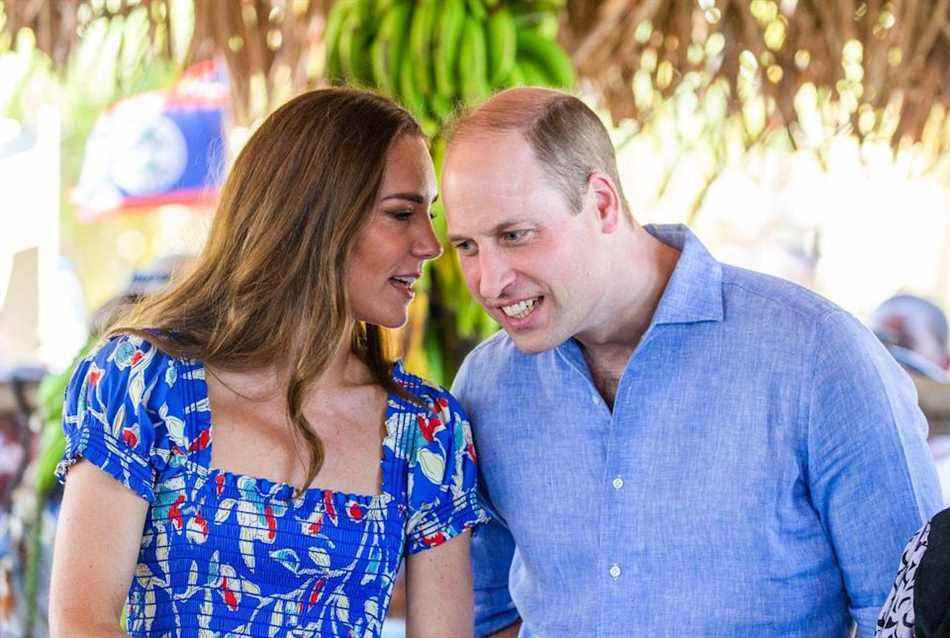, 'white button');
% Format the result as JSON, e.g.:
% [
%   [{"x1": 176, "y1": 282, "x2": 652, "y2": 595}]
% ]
[
  {"x1": 609, "y1": 564, "x2": 621, "y2": 580},
  {"x1": 612, "y1": 476, "x2": 624, "y2": 490}
]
